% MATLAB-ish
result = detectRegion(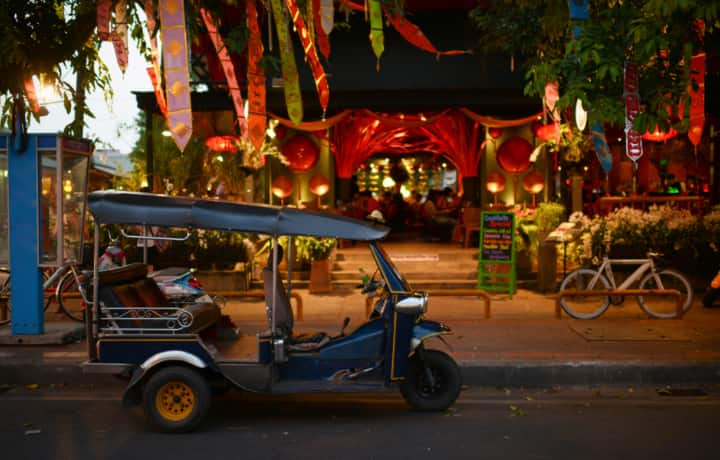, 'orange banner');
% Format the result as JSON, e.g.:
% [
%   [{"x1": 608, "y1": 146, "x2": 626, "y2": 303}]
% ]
[{"x1": 247, "y1": 0, "x2": 267, "y2": 150}]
